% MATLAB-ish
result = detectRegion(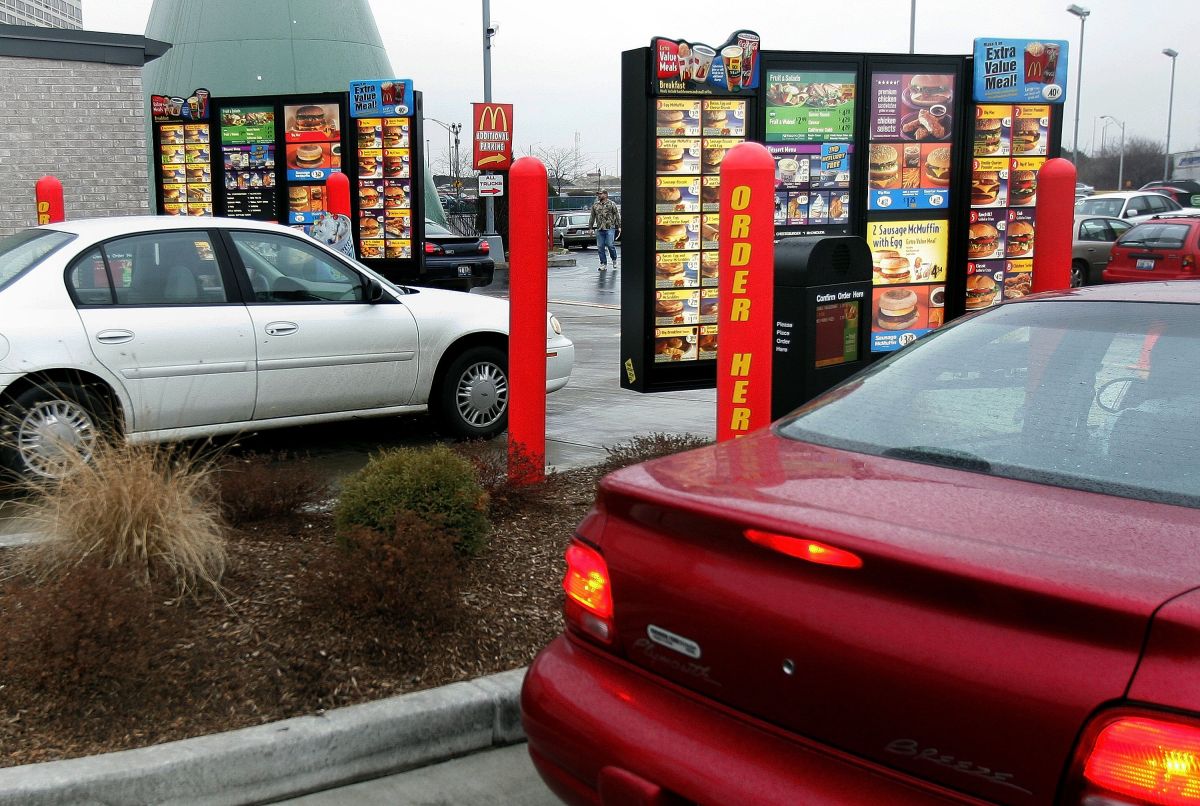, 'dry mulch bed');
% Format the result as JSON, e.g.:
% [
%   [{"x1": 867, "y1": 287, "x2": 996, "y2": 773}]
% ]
[{"x1": 0, "y1": 464, "x2": 604, "y2": 769}]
